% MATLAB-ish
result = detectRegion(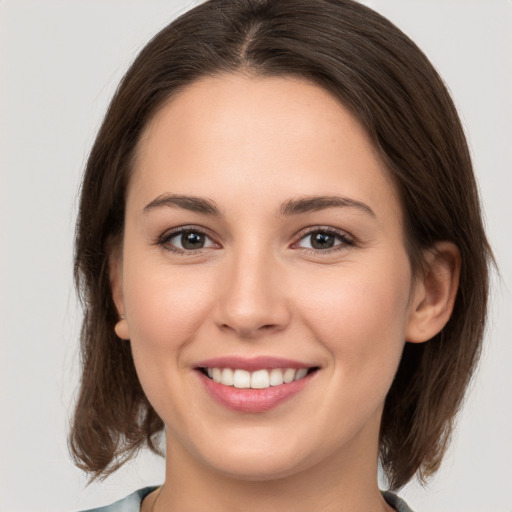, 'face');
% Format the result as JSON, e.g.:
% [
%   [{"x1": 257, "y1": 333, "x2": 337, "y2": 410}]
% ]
[{"x1": 112, "y1": 73, "x2": 420, "y2": 481}]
